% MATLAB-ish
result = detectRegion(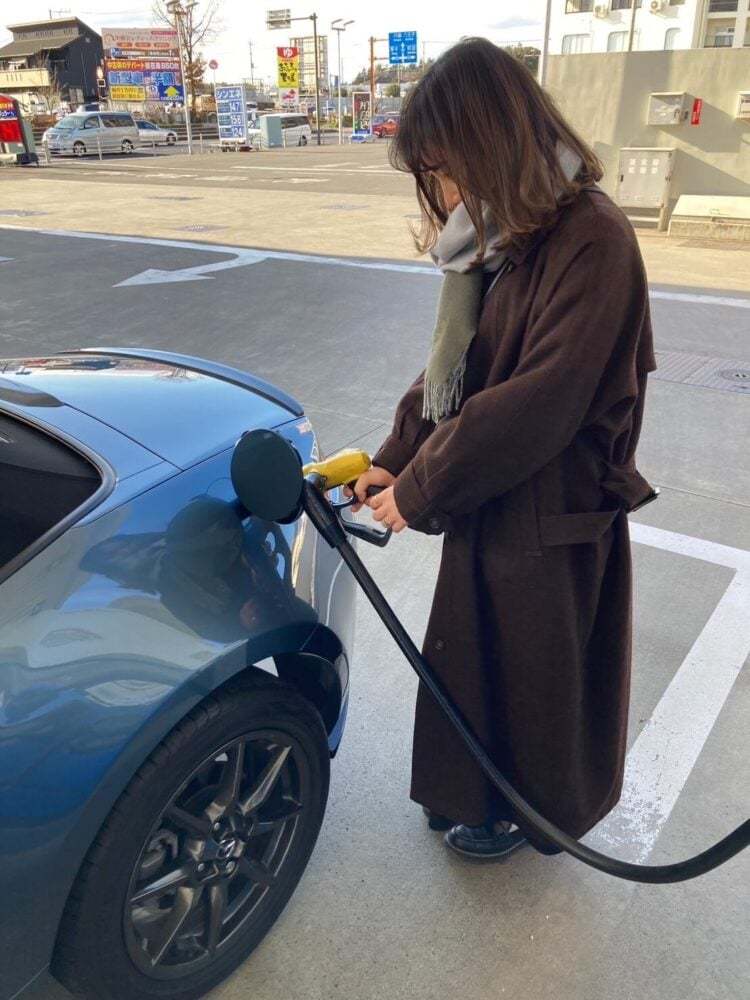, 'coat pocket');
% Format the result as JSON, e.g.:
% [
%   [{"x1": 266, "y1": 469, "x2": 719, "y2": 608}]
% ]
[{"x1": 538, "y1": 509, "x2": 619, "y2": 546}]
